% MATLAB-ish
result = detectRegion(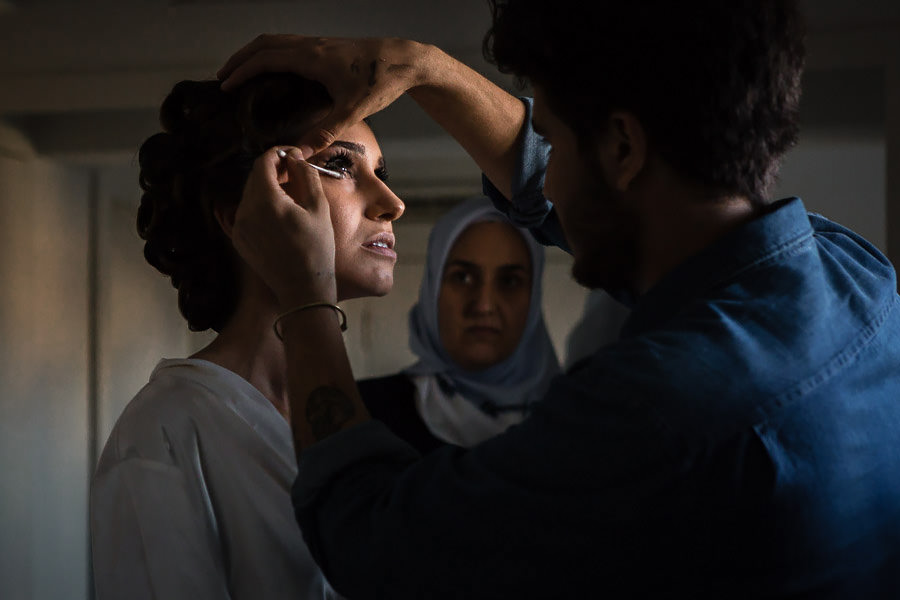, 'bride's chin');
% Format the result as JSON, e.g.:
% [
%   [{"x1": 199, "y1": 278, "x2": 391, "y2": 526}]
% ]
[{"x1": 336, "y1": 273, "x2": 394, "y2": 301}]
